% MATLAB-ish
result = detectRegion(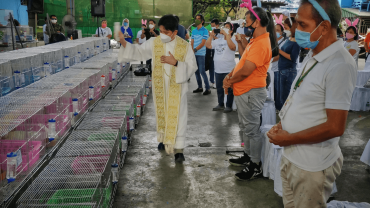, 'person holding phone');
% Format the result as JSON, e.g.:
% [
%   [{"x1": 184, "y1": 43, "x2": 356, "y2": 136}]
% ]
[
  {"x1": 206, "y1": 22, "x2": 237, "y2": 113},
  {"x1": 141, "y1": 19, "x2": 160, "y2": 40},
  {"x1": 136, "y1": 23, "x2": 147, "y2": 45},
  {"x1": 121, "y1": 18, "x2": 133, "y2": 43}
]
